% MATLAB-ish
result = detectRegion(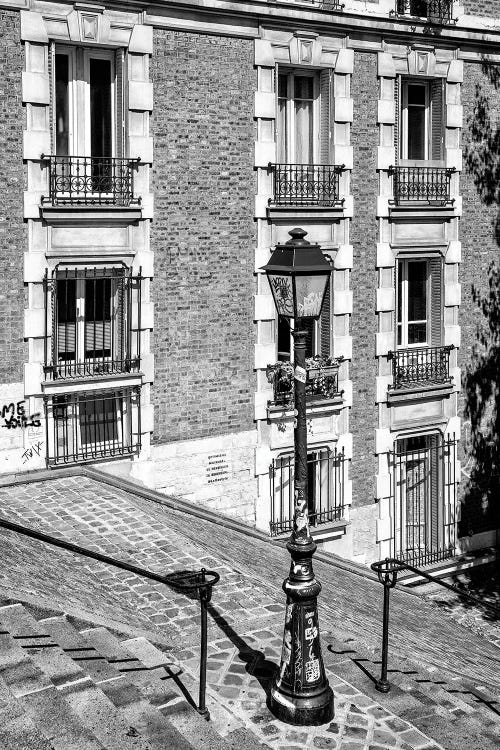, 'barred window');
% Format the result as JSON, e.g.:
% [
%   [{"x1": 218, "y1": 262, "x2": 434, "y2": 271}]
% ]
[
  {"x1": 45, "y1": 266, "x2": 141, "y2": 380},
  {"x1": 47, "y1": 388, "x2": 140, "y2": 466}
]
